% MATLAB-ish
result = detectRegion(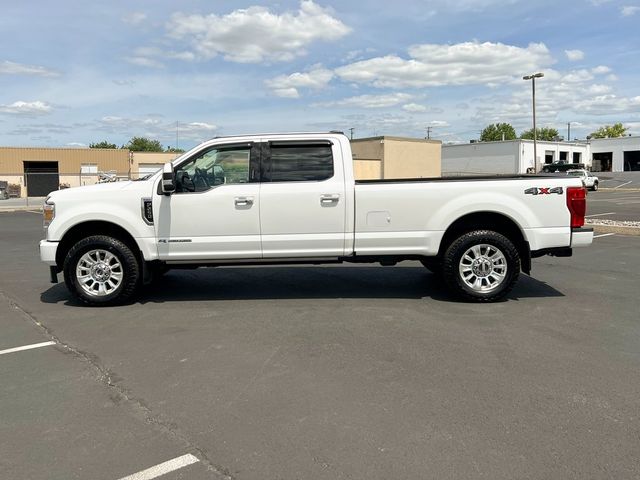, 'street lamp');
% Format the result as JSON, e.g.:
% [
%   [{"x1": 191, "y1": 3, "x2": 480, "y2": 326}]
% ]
[{"x1": 523, "y1": 72, "x2": 544, "y2": 172}]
